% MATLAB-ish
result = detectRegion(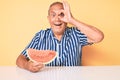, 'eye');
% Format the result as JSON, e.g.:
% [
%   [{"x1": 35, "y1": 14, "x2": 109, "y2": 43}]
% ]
[
  {"x1": 50, "y1": 13, "x2": 56, "y2": 17},
  {"x1": 60, "y1": 12, "x2": 64, "y2": 17}
]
